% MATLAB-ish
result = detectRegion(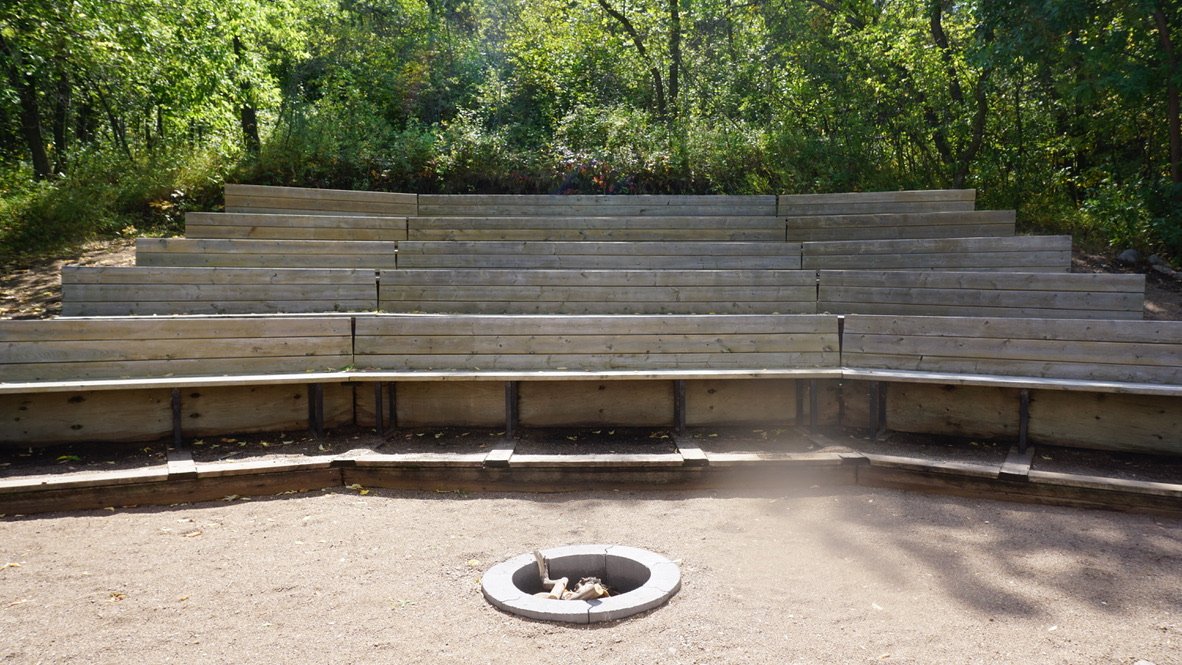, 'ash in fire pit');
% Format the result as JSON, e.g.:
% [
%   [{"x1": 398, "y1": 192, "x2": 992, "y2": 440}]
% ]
[{"x1": 482, "y1": 544, "x2": 681, "y2": 624}]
